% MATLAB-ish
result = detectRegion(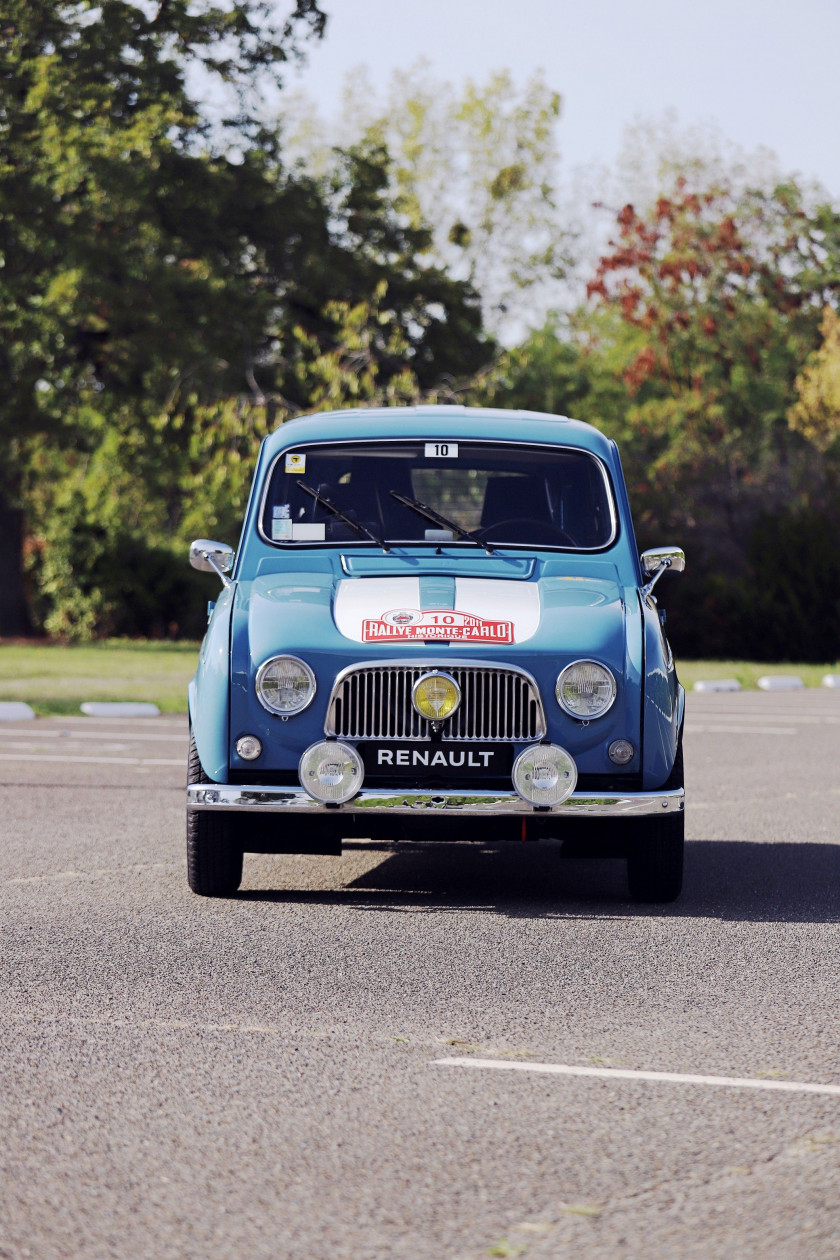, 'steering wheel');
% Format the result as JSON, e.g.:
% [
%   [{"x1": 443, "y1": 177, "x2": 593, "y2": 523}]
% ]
[{"x1": 477, "y1": 518, "x2": 579, "y2": 547}]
